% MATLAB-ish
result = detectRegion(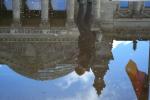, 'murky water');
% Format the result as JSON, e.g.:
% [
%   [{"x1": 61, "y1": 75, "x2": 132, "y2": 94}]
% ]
[{"x1": 0, "y1": 40, "x2": 149, "y2": 100}]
